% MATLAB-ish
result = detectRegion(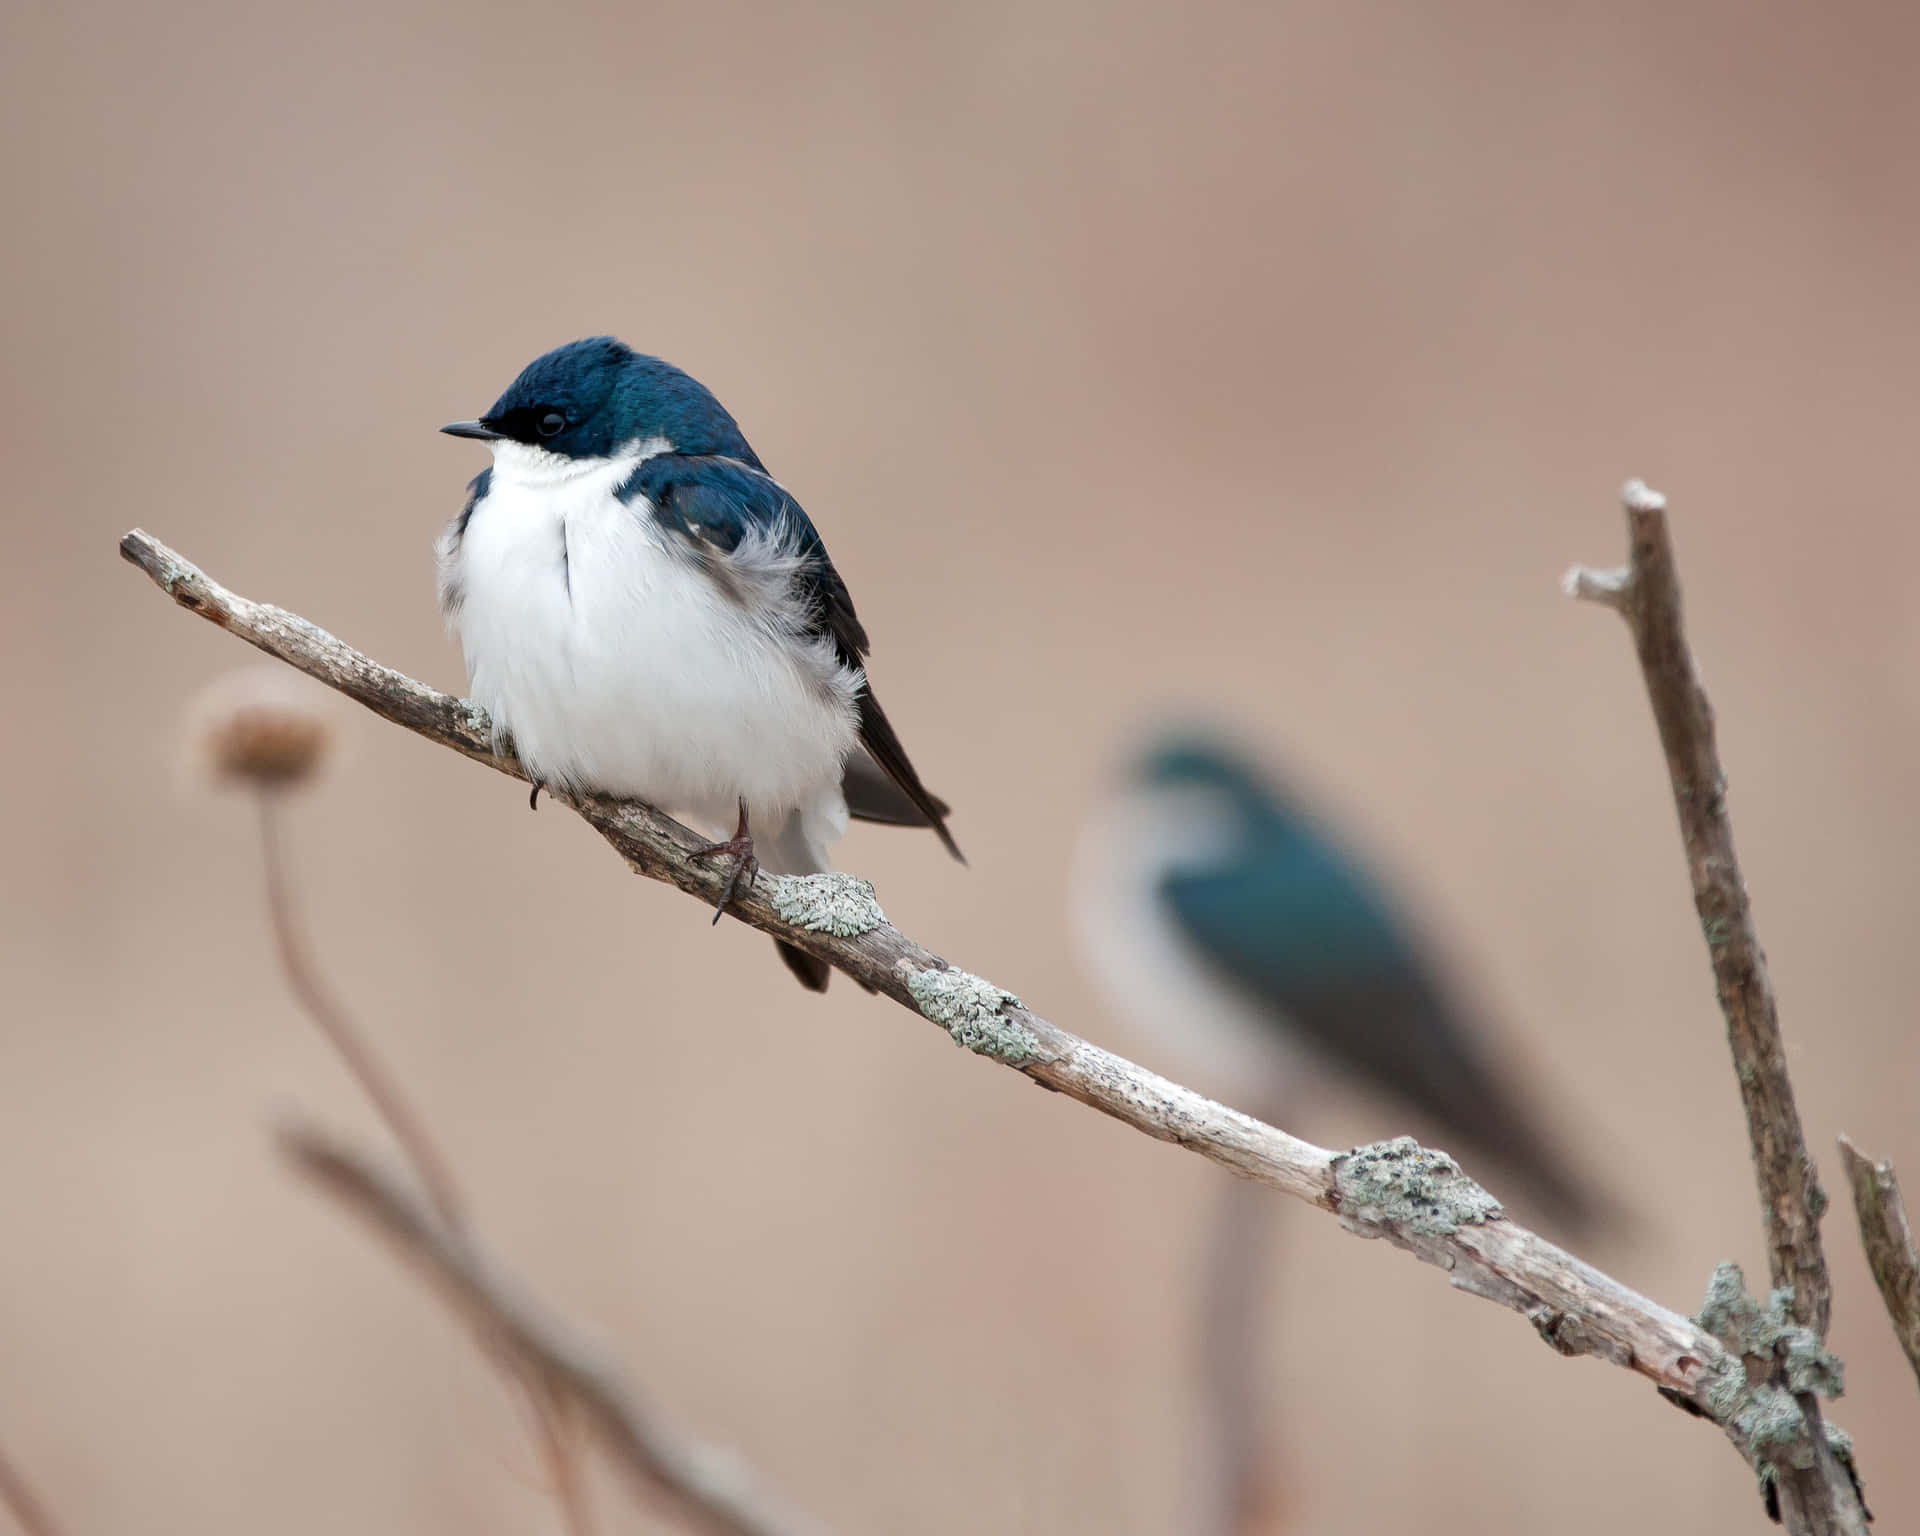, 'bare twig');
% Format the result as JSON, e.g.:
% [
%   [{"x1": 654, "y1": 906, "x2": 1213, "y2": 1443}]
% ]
[
  {"x1": 256, "y1": 795, "x2": 468, "y2": 1227},
  {"x1": 1566, "y1": 483, "x2": 1863, "y2": 1536},
  {"x1": 1837, "y1": 1136, "x2": 1920, "y2": 1392},
  {"x1": 1566, "y1": 480, "x2": 1831, "y2": 1334},
  {"x1": 0, "y1": 1441, "x2": 65, "y2": 1536},
  {"x1": 1195, "y1": 1171, "x2": 1283, "y2": 1536},
  {"x1": 283, "y1": 1123, "x2": 823, "y2": 1536},
  {"x1": 252, "y1": 778, "x2": 592, "y2": 1532},
  {"x1": 115, "y1": 529, "x2": 1836, "y2": 1492}
]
